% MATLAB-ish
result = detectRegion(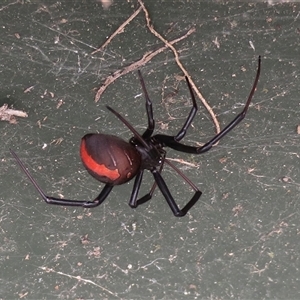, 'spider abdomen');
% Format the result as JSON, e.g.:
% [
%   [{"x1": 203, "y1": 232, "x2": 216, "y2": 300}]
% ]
[{"x1": 80, "y1": 133, "x2": 141, "y2": 185}]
